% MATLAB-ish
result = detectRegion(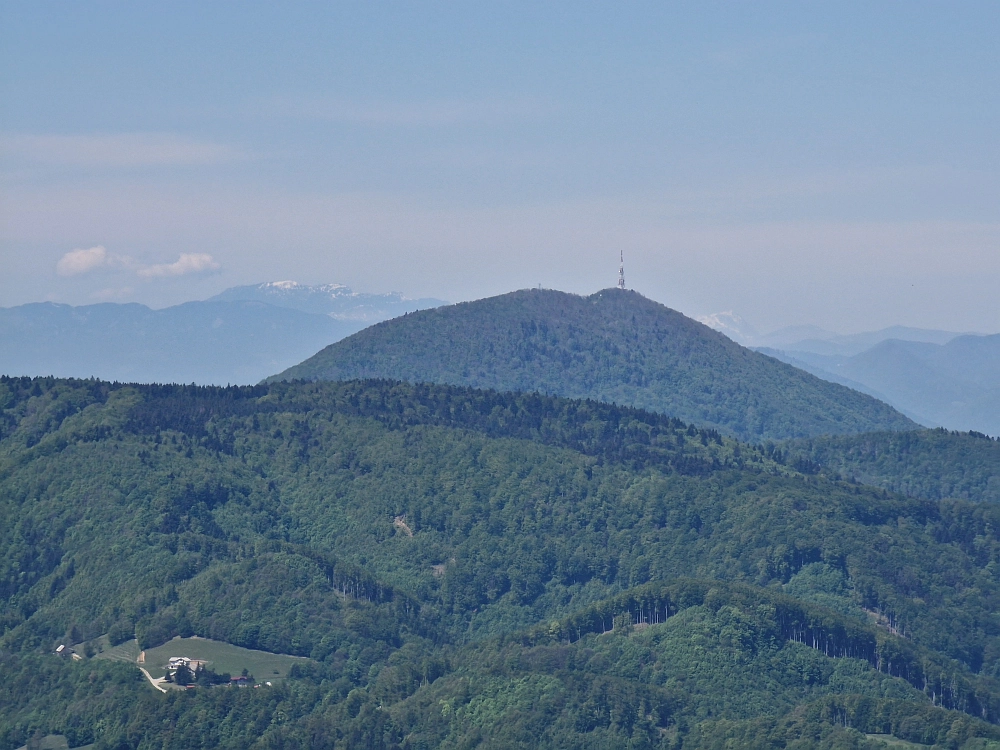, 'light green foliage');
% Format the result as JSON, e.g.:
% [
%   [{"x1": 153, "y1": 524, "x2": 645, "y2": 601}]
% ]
[{"x1": 784, "y1": 563, "x2": 863, "y2": 619}]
